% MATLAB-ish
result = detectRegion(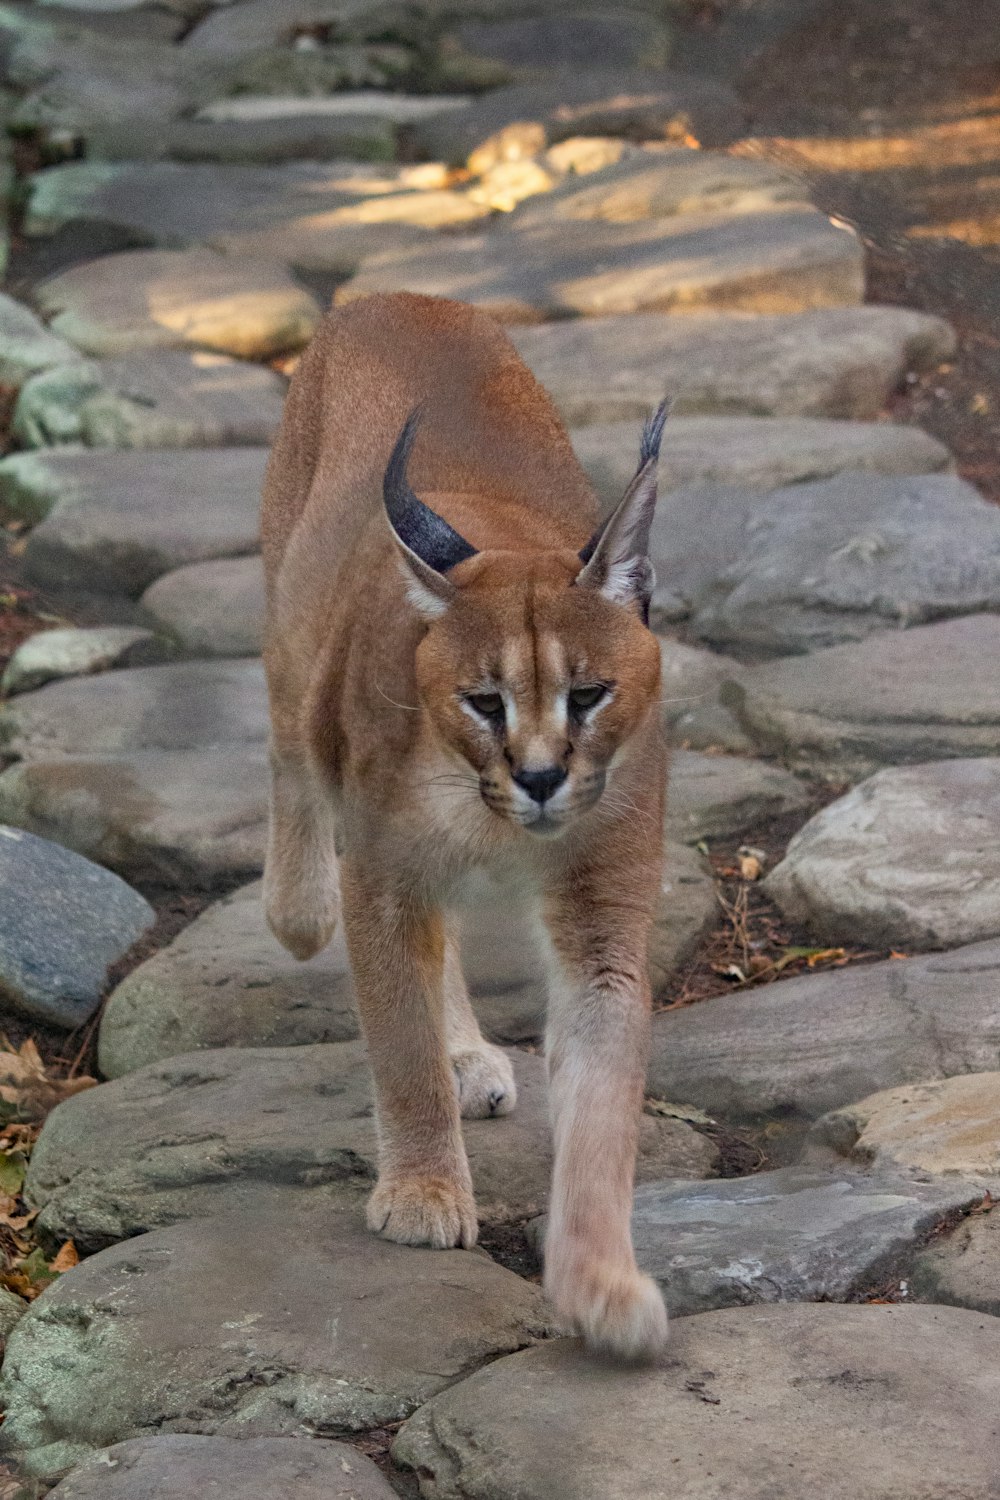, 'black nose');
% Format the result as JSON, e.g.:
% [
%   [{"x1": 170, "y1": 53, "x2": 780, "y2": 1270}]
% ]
[{"x1": 512, "y1": 765, "x2": 568, "y2": 805}]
